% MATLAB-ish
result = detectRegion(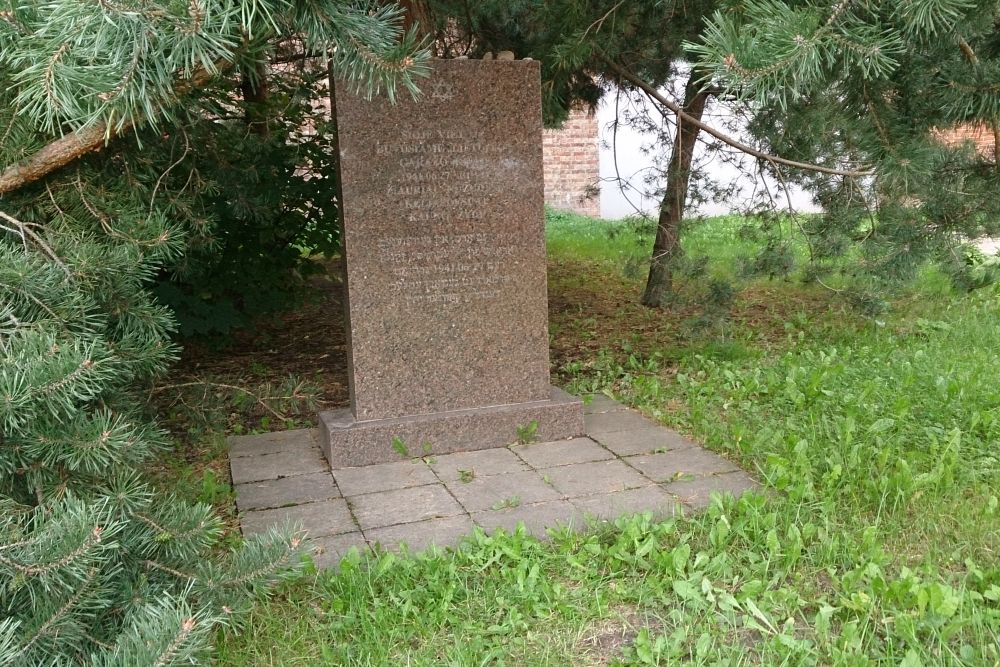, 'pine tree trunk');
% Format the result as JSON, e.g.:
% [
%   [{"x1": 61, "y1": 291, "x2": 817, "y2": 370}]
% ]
[
  {"x1": 993, "y1": 122, "x2": 1000, "y2": 173},
  {"x1": 399, "y1": 0, "x2": 434, "y2": 39},
  {"x1": 241, "y1": 63, "x2": 270, "y2": 137},
  {"x1": 640, "y1": 69, "x2": 710, "y2": 308}
]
